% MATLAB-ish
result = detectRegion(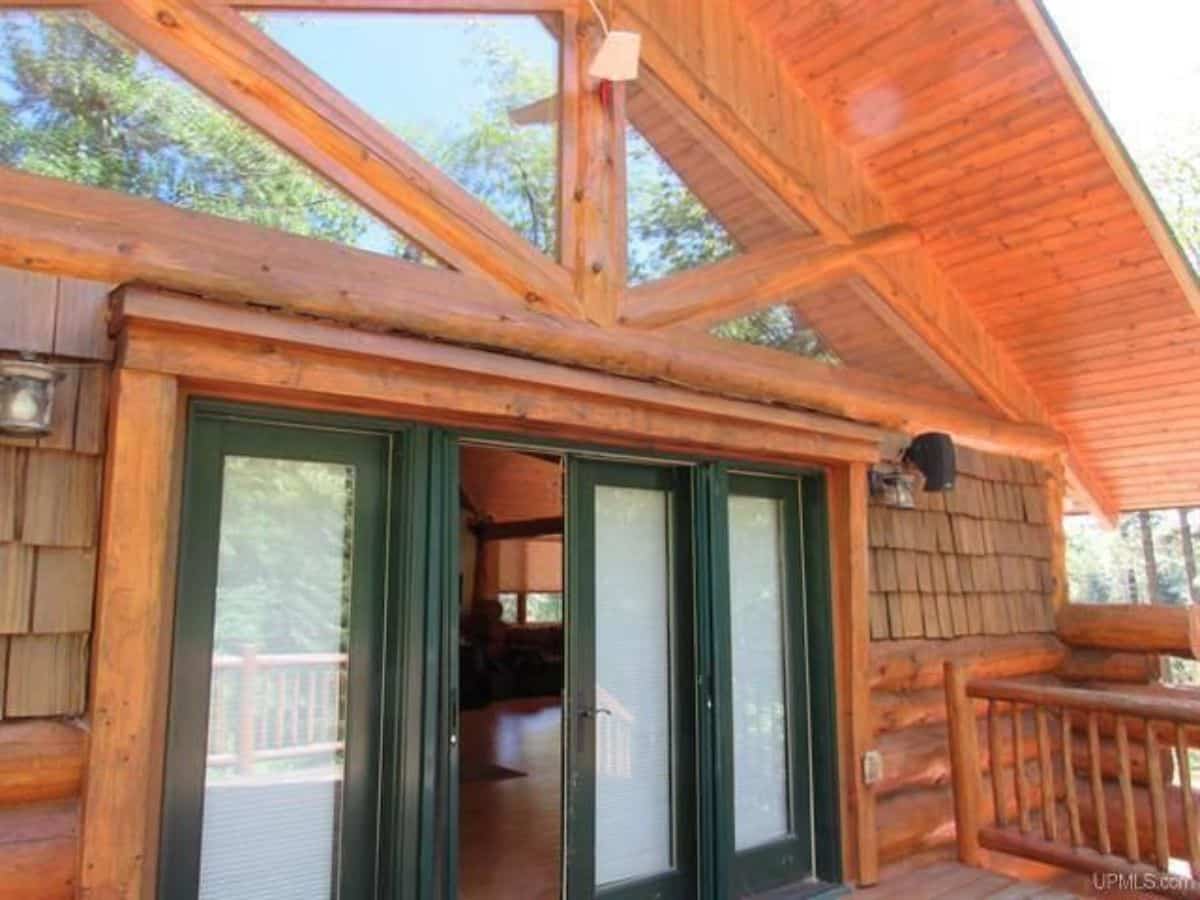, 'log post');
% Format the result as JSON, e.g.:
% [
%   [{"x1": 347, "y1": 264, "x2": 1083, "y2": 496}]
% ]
[
  {"x1": 945, "y1": 661, "x2": 983, "y2": 865},
  {"x1": 79, "y1": 369, "x2": 180, "y2": 900},
  {"x1": 236, "y1": 644, "x2": 259, "y2": 776}
]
